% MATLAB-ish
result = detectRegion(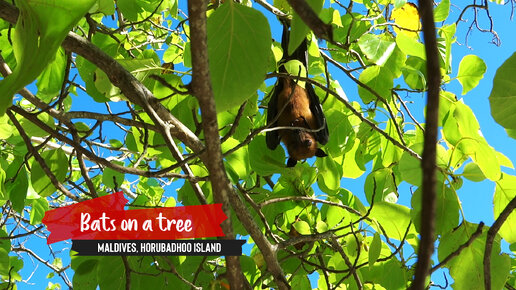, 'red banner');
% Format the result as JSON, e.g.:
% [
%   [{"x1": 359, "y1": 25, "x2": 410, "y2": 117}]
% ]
[{"x1": 42, "y1": 192, "x2": 227, "y2": 244}]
